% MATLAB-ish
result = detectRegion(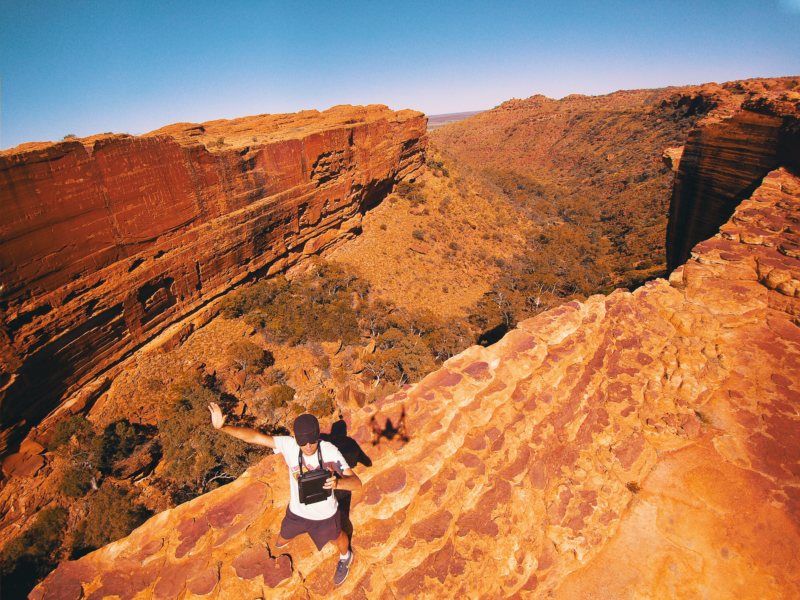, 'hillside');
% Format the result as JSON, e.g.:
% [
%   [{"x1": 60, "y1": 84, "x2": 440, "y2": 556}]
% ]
[{"x1": 432, "y1": 76, "x2": 800, "y2": 290}]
